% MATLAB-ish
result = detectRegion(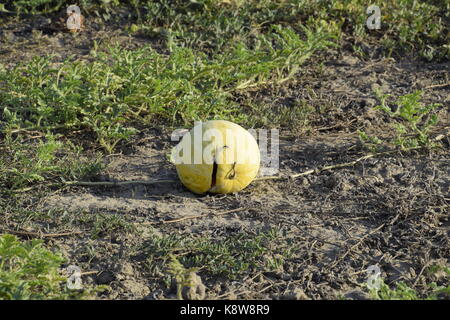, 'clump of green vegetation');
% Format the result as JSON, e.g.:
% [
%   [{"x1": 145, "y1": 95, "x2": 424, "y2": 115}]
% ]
[
  {"x1": 0, "y1": 234, "x2": 100, "y2": 299},
  {"x1": 138, "y1": 0, "x2": 449, "y2": 60},
  {"x1": 0, "y1": 24, "x2": 335, "y2": 153},
  {"x1": 1, "y1": 0, "x2": 59, "y2": 14},
  {"x1": 359, "y1": 90, "x2": 441, "y2": 151},
  {"x1": 87, "y1": 213, "x2": 136, "y2": 239},
  {"x1": 0, "y1": 133, "x2": 103, "y2": 191},
  {"x1": 367, "y1": 264, "x2": 449, "y2": 300},
  {"x1": 357, "y1": 130, "x2": 382, "y2": 152},
  {"x1": 2, "y1": 0, "x2": 447, "y2": 60},
  {"x1": 144, "y1": 227, "x2": 292, "y2": 282},
  {"x1": 370, "y1": 280, "x2": 420, "y2": 300},
  {"x1": 376, "y1": 90, "x2": 440, "y2": 149},
  {"x1": 0, "y1": 0, "x2": 119, "y2": 15},
  {"x1": 326, "y1": 0, "x2": 449, "y2": 60},
  {"x1": 369, "y1": 278, "x2": 449, "y2": 300}
]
